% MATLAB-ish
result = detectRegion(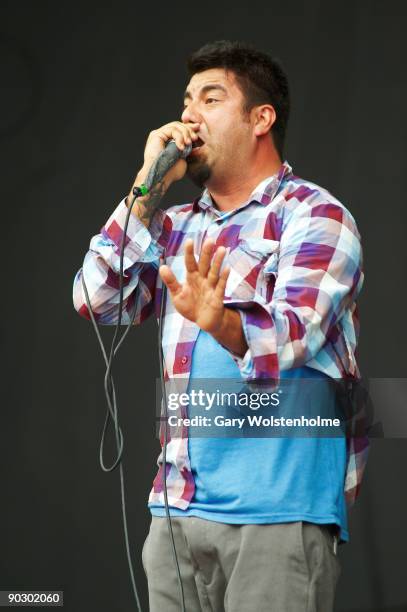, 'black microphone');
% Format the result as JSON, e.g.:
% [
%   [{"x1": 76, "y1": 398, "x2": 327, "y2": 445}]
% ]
[{"x1": 136, "y1": 139, "x2": 192, "y2": 195}]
